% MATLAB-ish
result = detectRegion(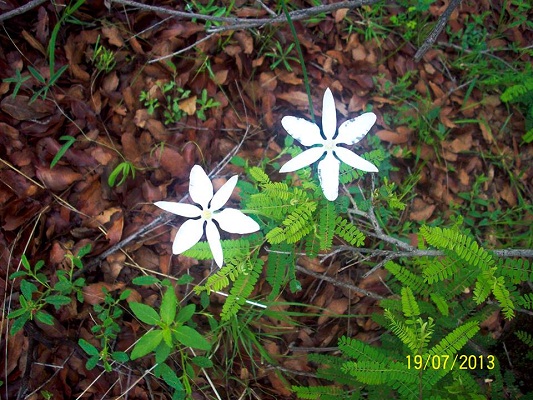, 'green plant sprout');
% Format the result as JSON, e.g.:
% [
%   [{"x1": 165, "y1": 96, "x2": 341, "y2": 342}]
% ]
[
  {"x1": 129, "y1": 278, "x2": 212, "y2": 399},
  {"x1": 50, "y1": 135, "x2": 76, "y2": 168},
  {"x1": 2, "y1": 68, "x2": 30, "y2": 98},
  {"x1": 27, "y1": 64, "x2": 69, "y2": 103},
  {"x1": 108, "y1": 160, "x2": 136, "y2": 187},
  {"x1": 196, "y1": 88, "x2": 220, "y2": 121},
  {"x1": 8, "y1": 244, "x2": 90, "y2": 335},
  {"x1": 91, "y1": 35, "x2": 116, "y2": 73},
  {"x1": 78, "y1": 288, "x2": 130, "y2": 371},
  {"x1": 264, "y1": 41, "x2": 299, "y2": 72}
]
